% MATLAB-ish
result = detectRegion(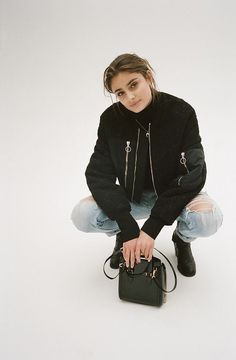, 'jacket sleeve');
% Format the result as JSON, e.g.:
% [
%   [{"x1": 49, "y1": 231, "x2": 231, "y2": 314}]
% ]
[
  {"x1": 141, "y1": 104, "x2": 207, "y2": 239},
  {"x1": 85, "y1": 116, "x2": 140, "y2": 242}
]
